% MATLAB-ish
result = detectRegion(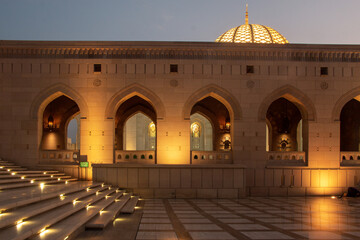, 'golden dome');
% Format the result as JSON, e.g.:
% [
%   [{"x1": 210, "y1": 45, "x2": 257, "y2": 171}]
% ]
[{"x1": 216, "y1": 5, "x2": 288, "y2": 44}]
